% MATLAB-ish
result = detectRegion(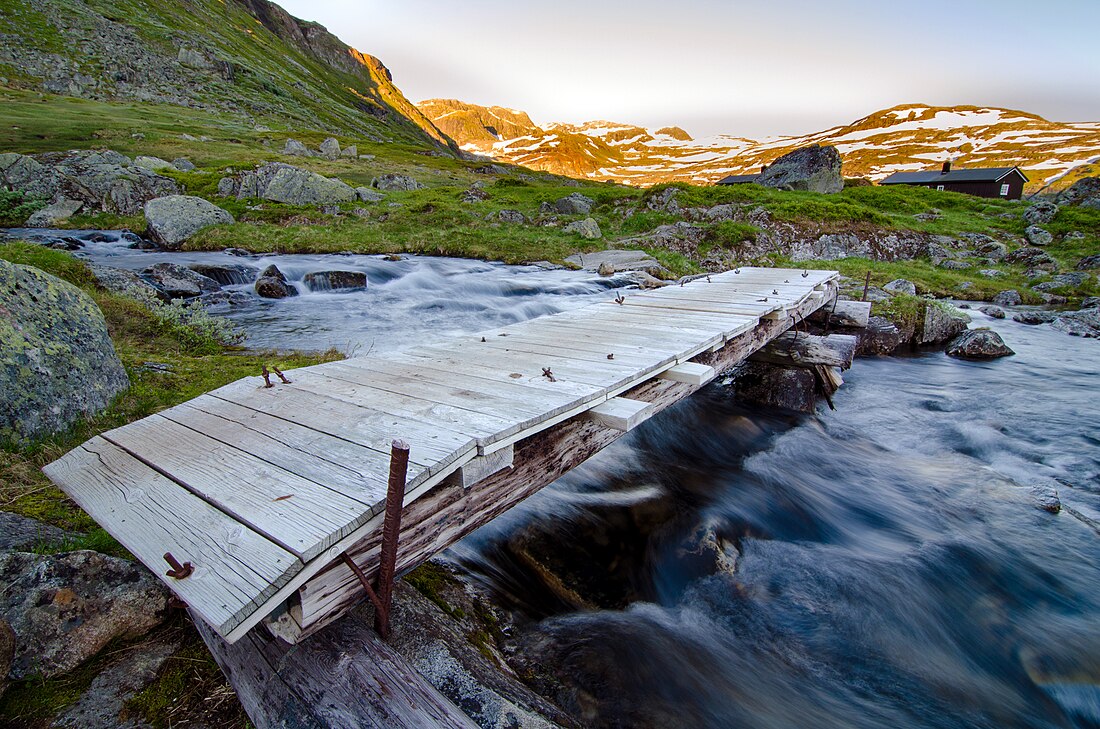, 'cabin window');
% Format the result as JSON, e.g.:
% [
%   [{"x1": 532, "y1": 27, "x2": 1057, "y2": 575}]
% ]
[
  {"x1": 1000, "y1": 184, "x2": 1010, "y2": 196},
  {"x1": 936, "y1": 185, "x2": 944, "y2": 191}
]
